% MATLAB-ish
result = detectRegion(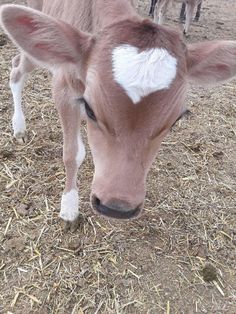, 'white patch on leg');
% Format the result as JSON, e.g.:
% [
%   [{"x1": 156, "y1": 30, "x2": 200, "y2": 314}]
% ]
[
  {"x1": 12, "y1": 111, "x2": 26, "y2": 138},
  {"x1": 112, "y1": 45, "x2": 177, "y2": 104},
  {"x1": 10, "y1": 75, "x2": 27, "y2": 137},
  {"x1": 76, "y1": 134, "x2": 86, "y2": 168},
  {"x1": 60, "y1": 189, "x2": 79, "y2": 222}
]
